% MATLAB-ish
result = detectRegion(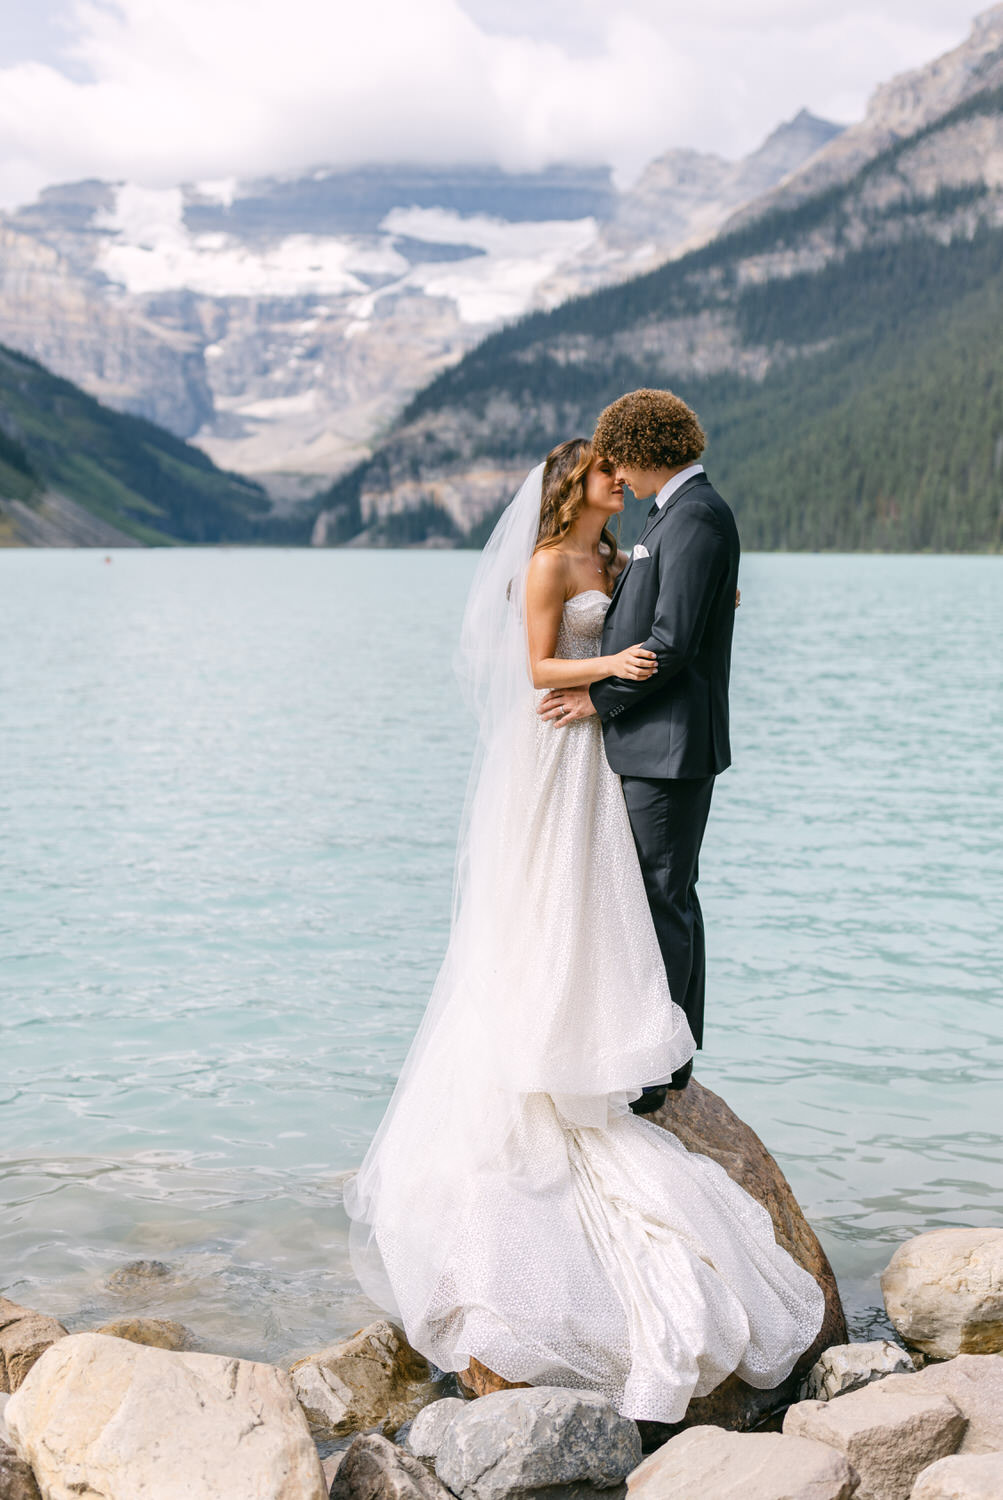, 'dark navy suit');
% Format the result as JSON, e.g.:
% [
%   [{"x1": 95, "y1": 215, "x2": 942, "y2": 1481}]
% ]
[{"x1": 589, "y1": 472, "x2": 740, "y2": 1048}]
